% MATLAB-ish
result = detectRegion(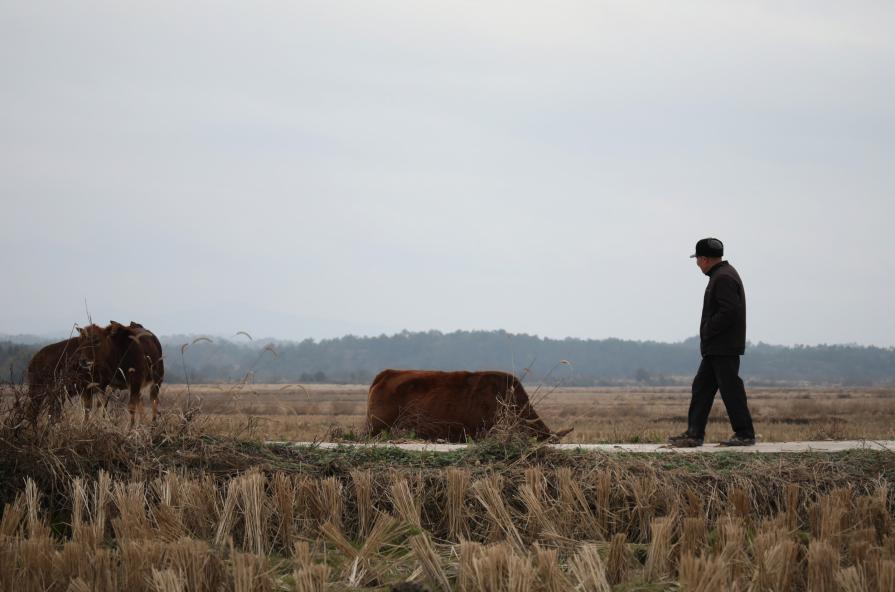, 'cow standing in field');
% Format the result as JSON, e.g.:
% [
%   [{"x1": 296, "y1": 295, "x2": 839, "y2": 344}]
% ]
[
  {"x1": 27, "y1": 321, "x2": 164, "y2": 426},
  {"x1": 366, "y1": 369, "x2": 571, "y2": 442},
  {"x1": 26, "y1": 336, "x2": 86, "y2": 417},
  {"x1": 76, "y1": 321, "x2": 165, "y2": 426}
]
